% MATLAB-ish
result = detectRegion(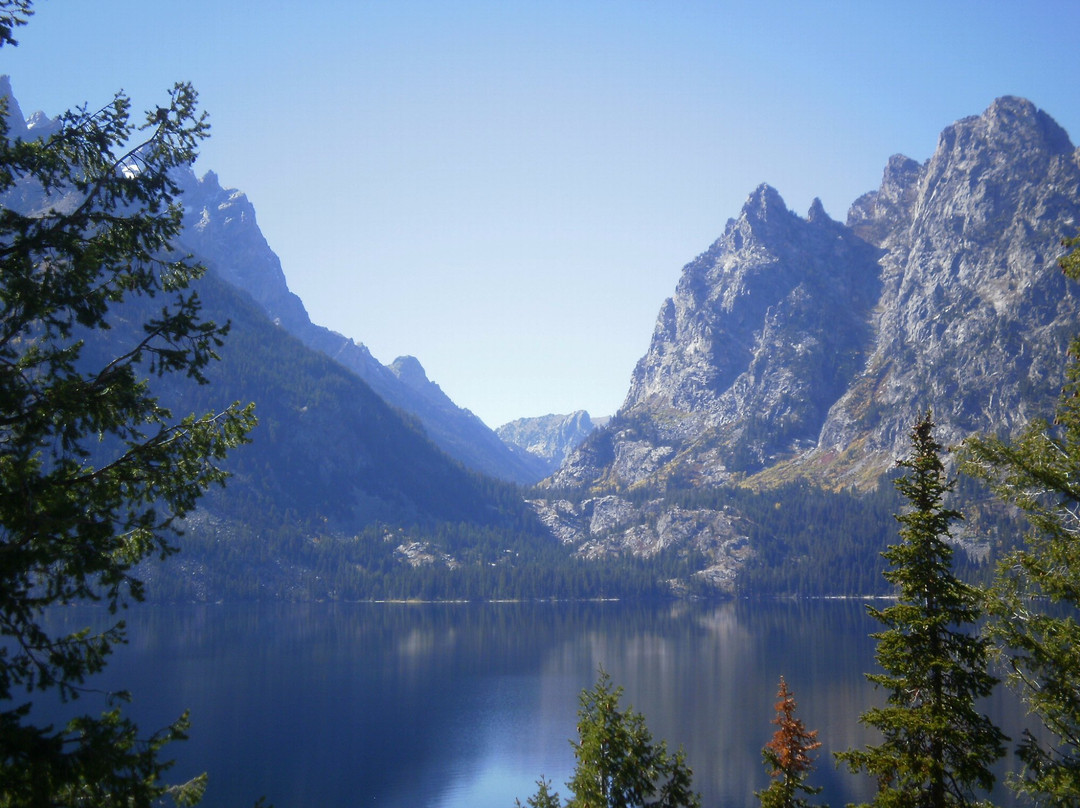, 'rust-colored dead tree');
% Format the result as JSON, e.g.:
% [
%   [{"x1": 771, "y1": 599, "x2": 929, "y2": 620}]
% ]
[{"x1": 756, "y1": 677, "x2": 825, "y2": 808}]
